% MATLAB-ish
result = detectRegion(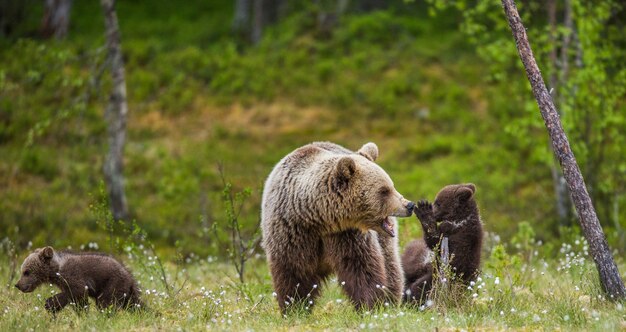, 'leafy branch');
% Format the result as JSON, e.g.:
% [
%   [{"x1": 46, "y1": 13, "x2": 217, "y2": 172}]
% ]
[{"x1": 217, "y1": 163, "x2": 261, "y2": 283}]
